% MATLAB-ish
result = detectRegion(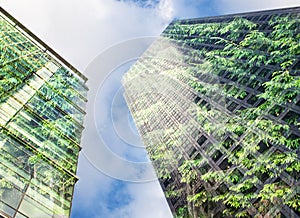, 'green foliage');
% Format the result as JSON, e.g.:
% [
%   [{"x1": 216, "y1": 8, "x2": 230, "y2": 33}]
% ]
[
  {"x1": 0, "y1": 17, "x2": 86, "y2": 217},
  {"x1": 187, "y1": 190, "x2": 211, "y2": 206},
  {"x1": 0, "y1": 178, "x2": 13, "y2": 189},
  {"x1": 178, "y1": 159, "x2": 204, "y2": 183},
  {"x1": 259, "y1": 71, "x2": 300, "y2": 104},
  {"x1": 175, "y1": 206, "x2": 191, "y2": 218},
  {"x1": 157, "y1": 13, "x2": 300, "y2": 217}
]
